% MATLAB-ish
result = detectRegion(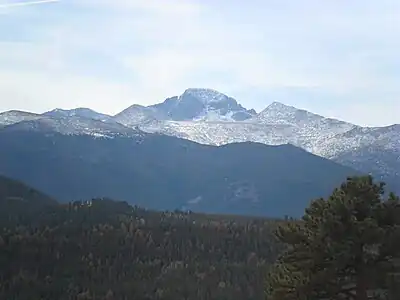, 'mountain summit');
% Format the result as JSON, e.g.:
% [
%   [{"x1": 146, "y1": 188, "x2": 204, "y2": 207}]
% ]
[
  {"x1": 0, "y1": 110, "x2": 42, "y2": 126},
  {"x1": 44, "y1": 108, "x2": 112, "y2": 122},
  {"x1": 256, "y1": 101, "x2": 331, "y2": 126},
  {"x1": 150, "y1": 88, "x2": 256, "y2": 121},
  {"x1": 114, "y1": 88, "x2": 257, "y2": 125}
]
